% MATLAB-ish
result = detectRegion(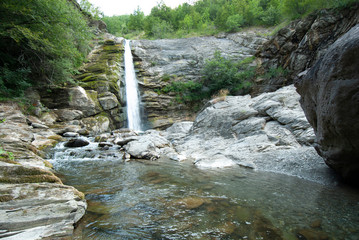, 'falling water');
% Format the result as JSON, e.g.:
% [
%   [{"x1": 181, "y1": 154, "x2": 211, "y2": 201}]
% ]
[{"x1": 124, "y1": 39, "x2": 142, "y2": 131}]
